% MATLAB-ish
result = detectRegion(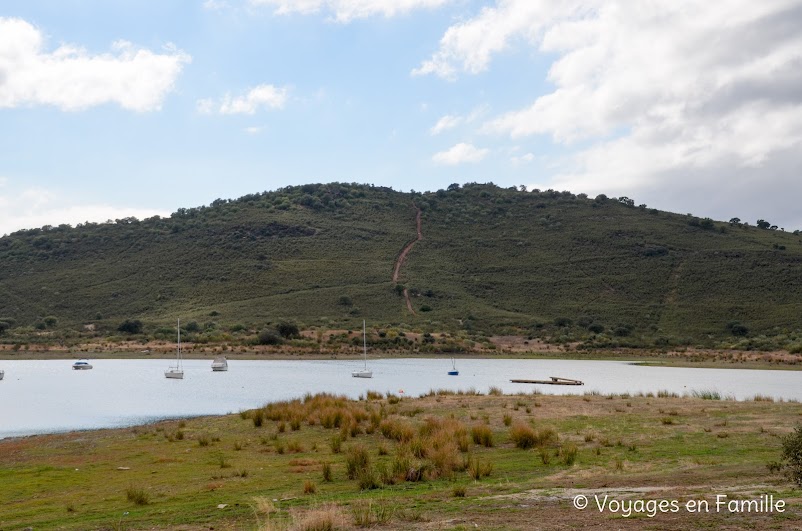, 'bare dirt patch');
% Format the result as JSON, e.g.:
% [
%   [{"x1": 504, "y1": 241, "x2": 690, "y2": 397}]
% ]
[{"x1": 392, "y1": 205, "x2": 422, "y2": 315}]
